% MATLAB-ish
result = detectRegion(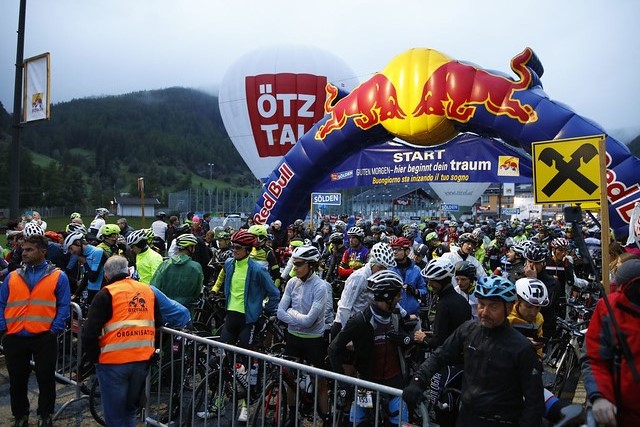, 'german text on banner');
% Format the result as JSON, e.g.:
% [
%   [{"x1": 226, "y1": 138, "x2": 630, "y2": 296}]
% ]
[{"x1": 23, "y1": 53, "x2": 50, "y2": 123}]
